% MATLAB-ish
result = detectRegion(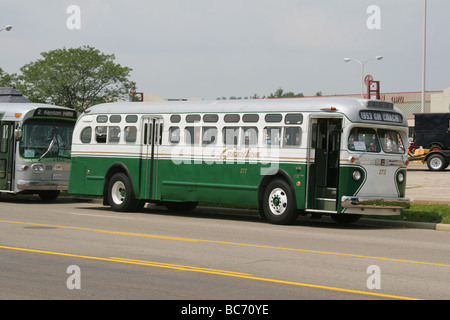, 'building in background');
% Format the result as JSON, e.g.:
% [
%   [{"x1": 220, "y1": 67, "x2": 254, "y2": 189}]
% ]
[{"x1": 0, "y1": 87, "x2": 31, "y2": 103}]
